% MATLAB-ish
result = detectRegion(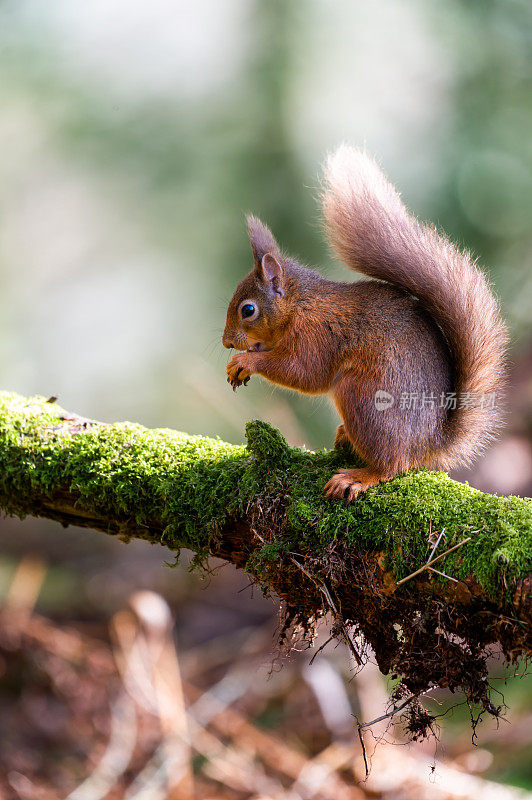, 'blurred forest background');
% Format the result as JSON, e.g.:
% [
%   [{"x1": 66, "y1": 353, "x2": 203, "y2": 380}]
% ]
[{"x1": 0, "y1": 0, "x2": 531, "y2": 797}]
